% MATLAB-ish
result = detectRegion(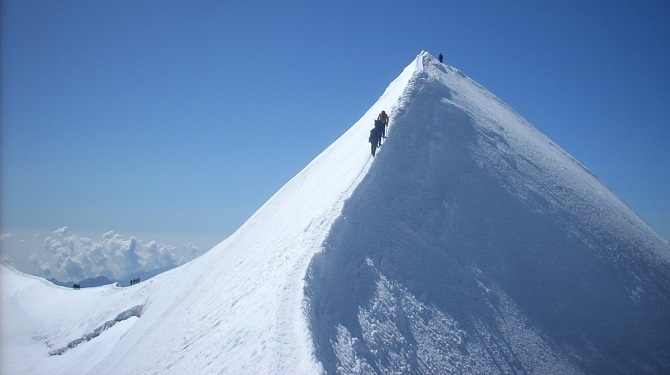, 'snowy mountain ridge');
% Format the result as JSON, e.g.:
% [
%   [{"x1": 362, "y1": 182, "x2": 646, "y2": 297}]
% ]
[
  {"x1": 305, "y1": 52, "x2": 670, "y2": 373},
  {"x1": 0, "y1": 51, "x2": 418, "y2": 375},
  {"x1": 2, "y1": 51, "x2": 670, "y2": 374}
]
